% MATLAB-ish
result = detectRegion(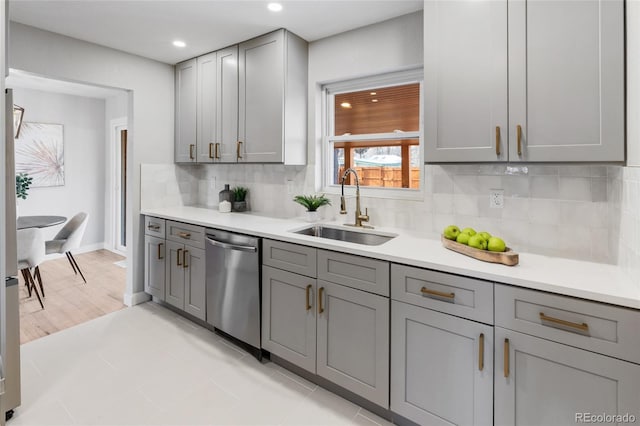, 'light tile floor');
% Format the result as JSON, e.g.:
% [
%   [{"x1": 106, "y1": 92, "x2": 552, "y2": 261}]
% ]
[{"x1": 11, "y1": 302, "x2": 392, "y2": 426}]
